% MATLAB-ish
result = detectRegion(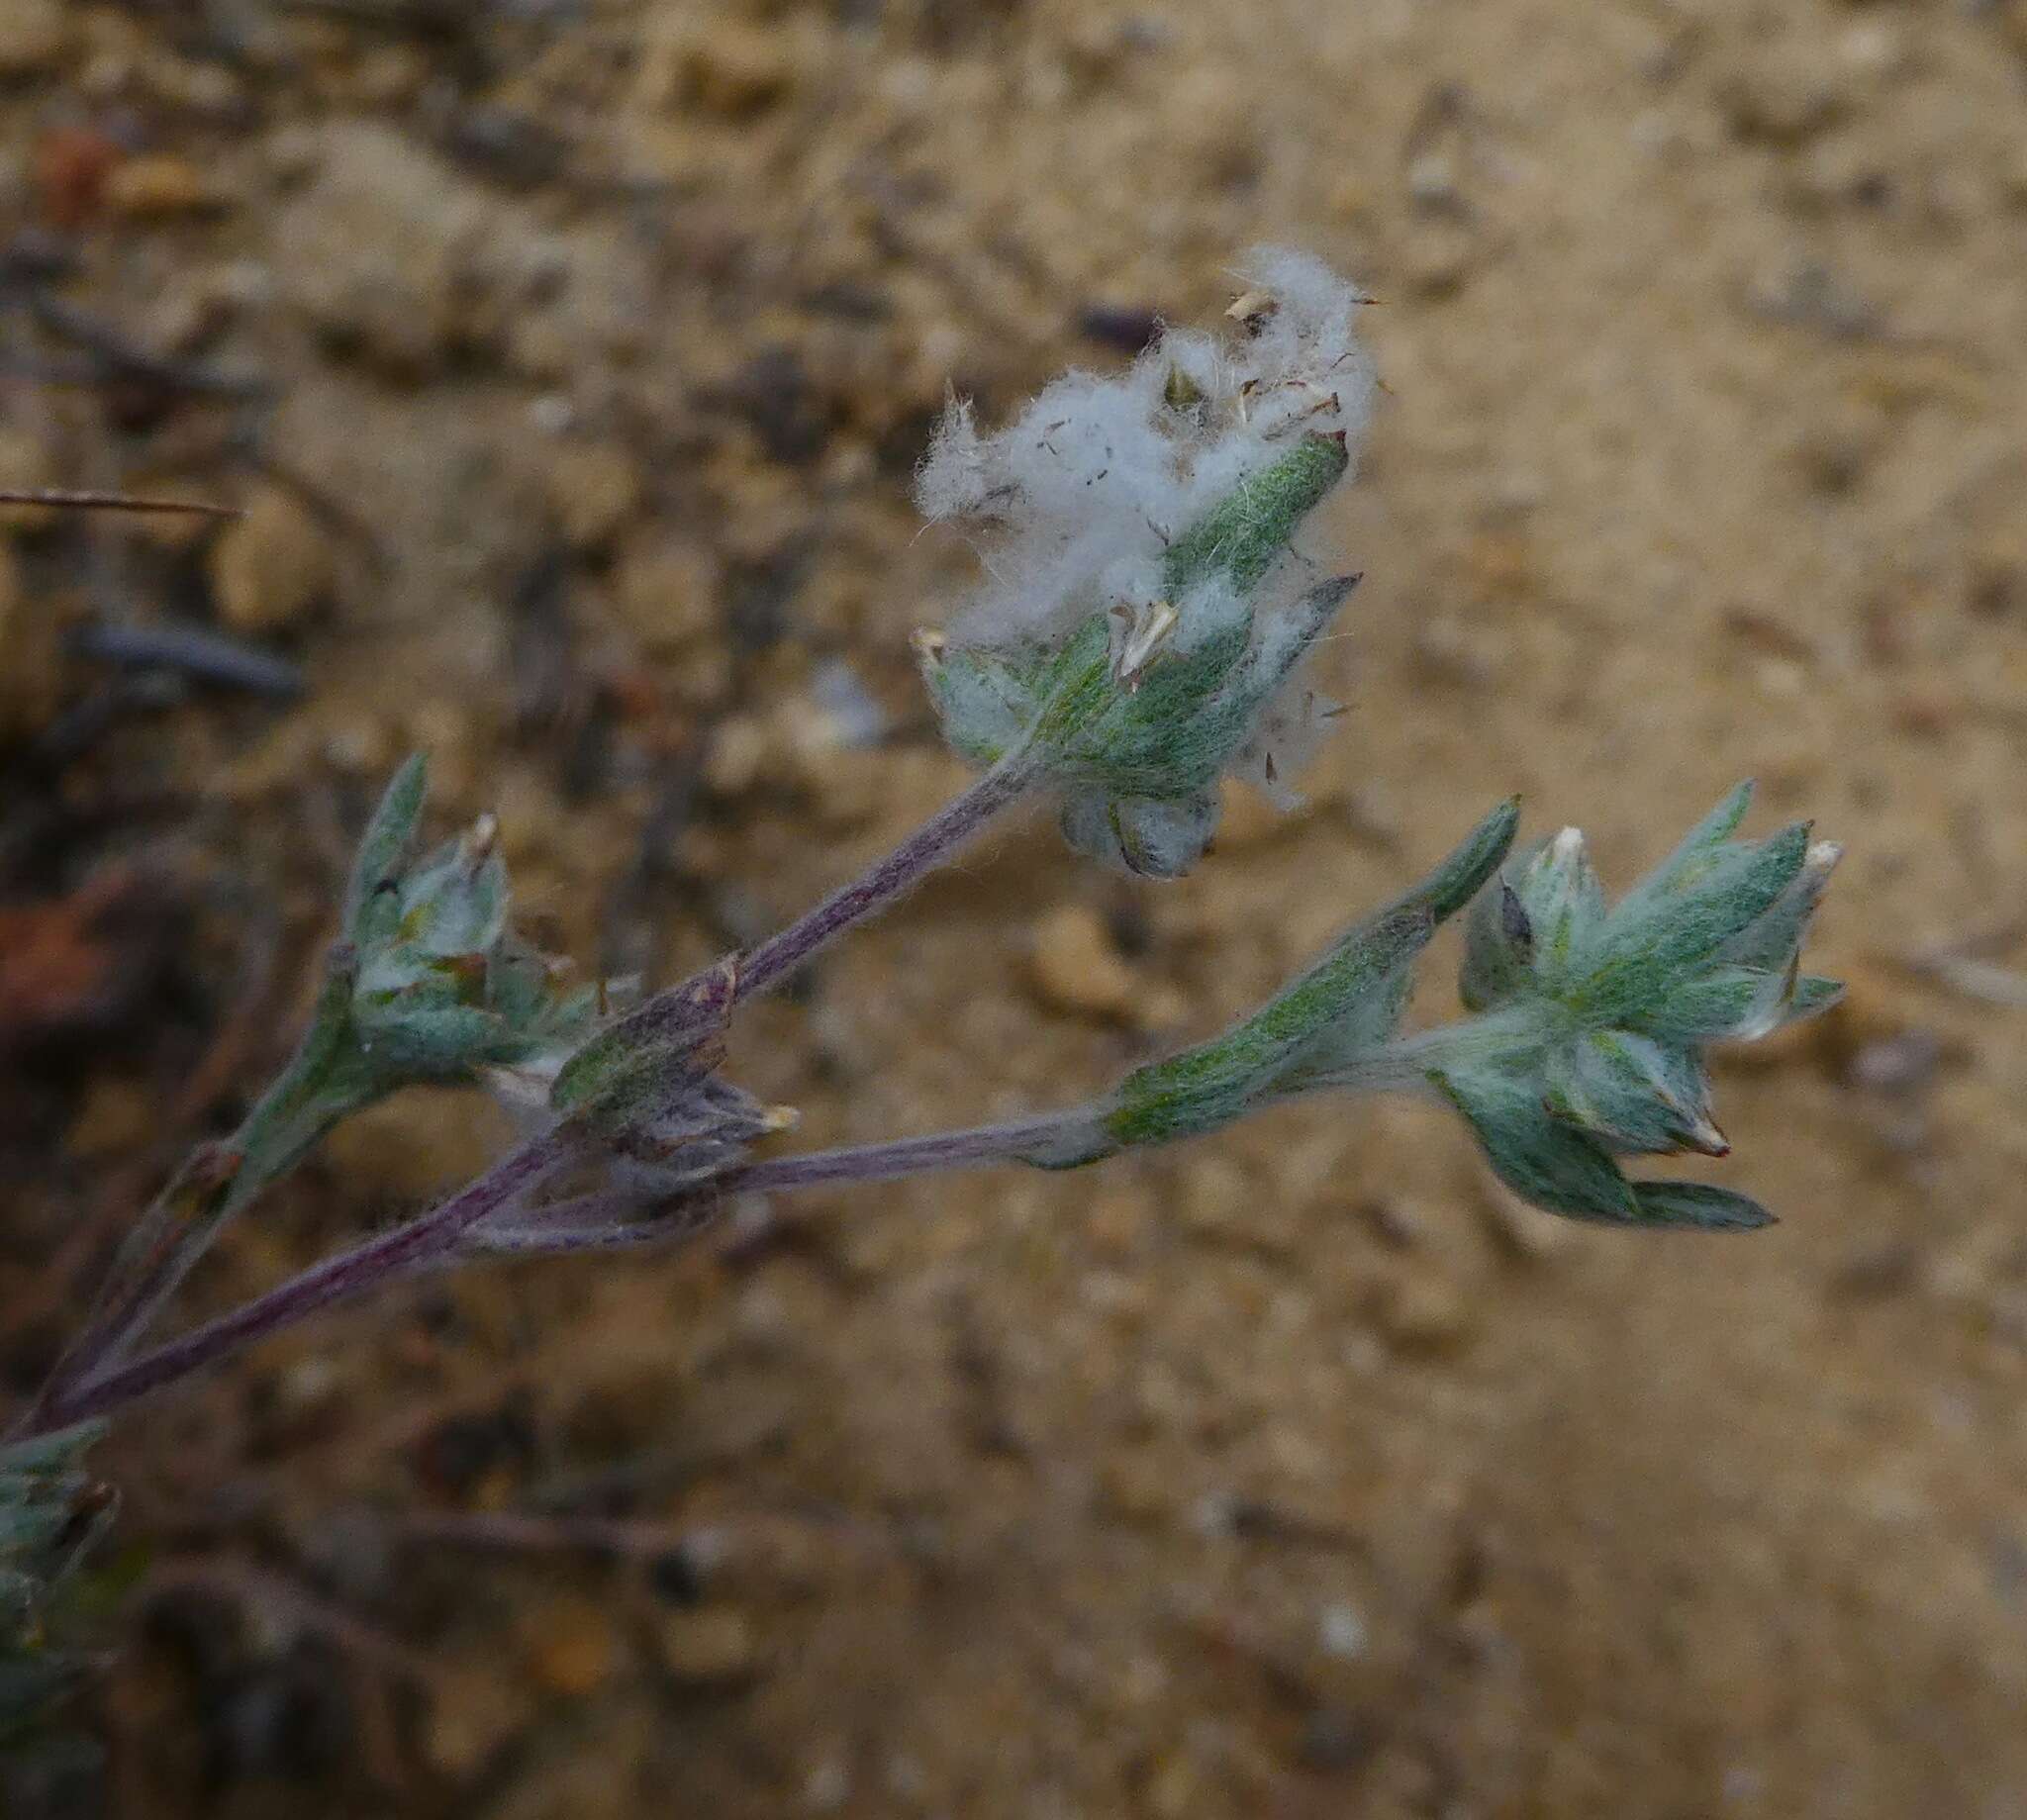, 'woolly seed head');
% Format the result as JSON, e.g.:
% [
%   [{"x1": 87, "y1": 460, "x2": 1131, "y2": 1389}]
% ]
[{"x1": 916, "y1": 248, "x2": 1378, "y2": 872}]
